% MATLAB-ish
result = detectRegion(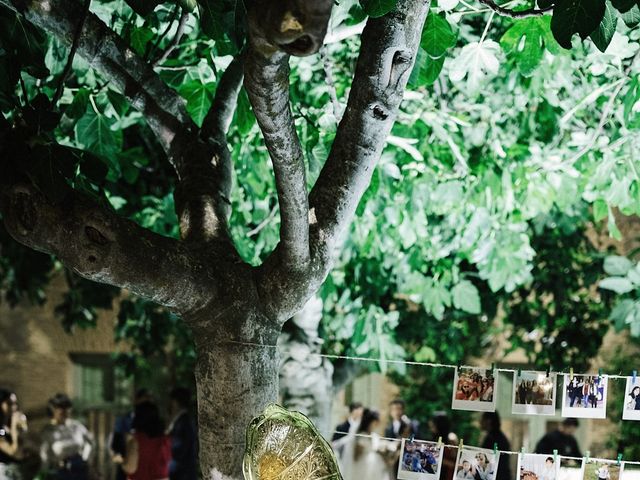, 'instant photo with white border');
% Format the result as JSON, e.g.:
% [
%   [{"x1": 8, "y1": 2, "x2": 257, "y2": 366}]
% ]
[
  {"x1": 517, "y1": 453, "x2": 560, "y2": 480},
  {"x1": 620, "y1": 462, "x2": 640, "y2": 480},
  {"x1": 622, "y1": 377, "x2": 640, "y2": 421},
  {"x1": 512, "y1": 371, "x2": 558, "y2": 416},
  {"x1": 561, "y1": 374, "x2": 608, "y2": 419},
  {"x1": 558, "y1": 457, "x2": 585, "y2": 480},
  {"x1": 451, "y1": 367, "x2": 498, "y2": 412},
  {"x1": 454, "y1": 445, "x2": 500, "y2": 480},
  {"x1": 397, "y1": 439, "x2": 445, "y2": 480},
  {"x1": 583, "y1": 459, "x2": 623, "y2": 480}
]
